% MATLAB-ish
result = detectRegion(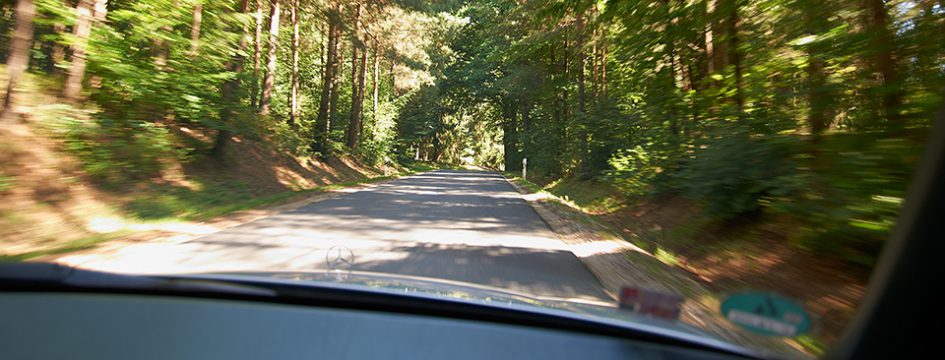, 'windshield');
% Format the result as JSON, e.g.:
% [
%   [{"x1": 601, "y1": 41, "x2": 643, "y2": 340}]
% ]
[{"x1": 0, "y1": 0, "x2": 940, "y2": 358}]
